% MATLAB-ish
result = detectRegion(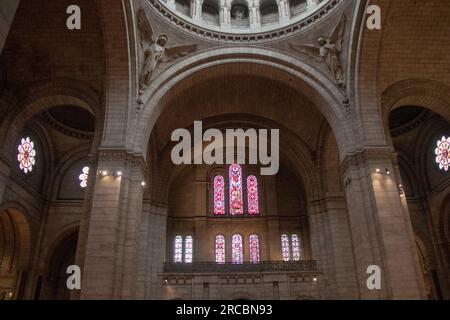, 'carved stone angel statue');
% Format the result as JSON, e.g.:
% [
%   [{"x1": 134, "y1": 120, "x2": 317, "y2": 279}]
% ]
[
  {"x1": 290, "y1": 15, "x2": 347, "y2": 89},
  {"x1": 138, "y1": 8, "x2": 197, "y2": 94}
]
